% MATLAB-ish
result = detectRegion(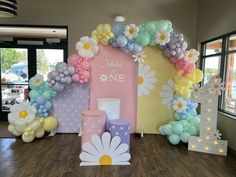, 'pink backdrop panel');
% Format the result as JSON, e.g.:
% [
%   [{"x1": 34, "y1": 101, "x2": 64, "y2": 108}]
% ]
[{"x1": 88, "y1": 45, "x2": 138, "y2": 133}]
